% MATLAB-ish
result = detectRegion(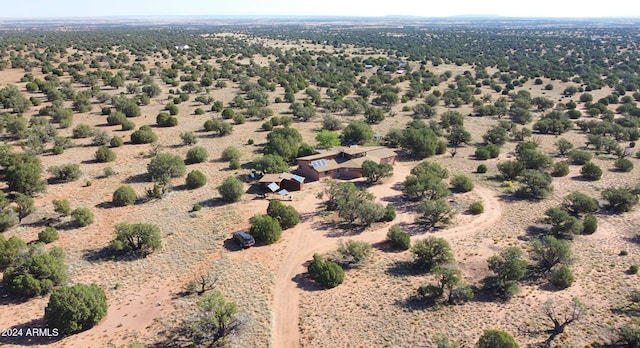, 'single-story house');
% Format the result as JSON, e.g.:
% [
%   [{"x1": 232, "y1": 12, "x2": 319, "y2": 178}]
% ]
[
  {"x1": 258, "y1": 172, "x2": 305, "y2": 192},
  {"x1": 296, "y1": 146, "x2": 397, "y2": 181}
]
